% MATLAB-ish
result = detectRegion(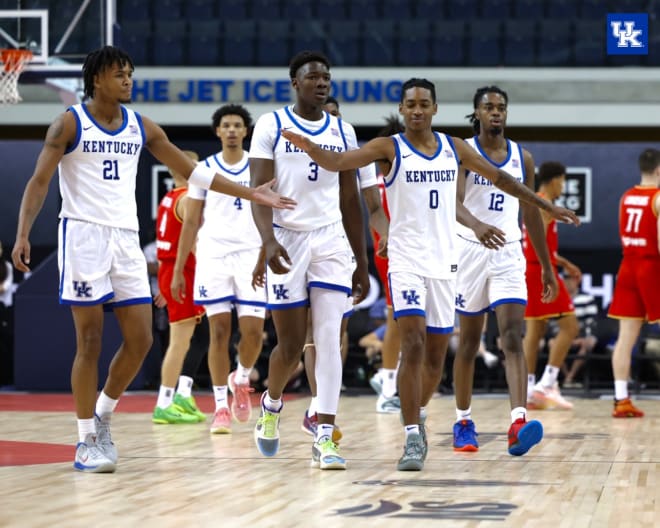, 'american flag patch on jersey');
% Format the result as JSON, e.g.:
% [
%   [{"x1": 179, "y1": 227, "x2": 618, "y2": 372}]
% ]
[
  {"x1": 129, "y1": 125, "x2": 138, "y2": 134},
  {"x1": 331, "y1": 128, "x2": 339, "y2": 137},
  {"x1": 444, "y1": 149, "x2": 454, "y2": 158},
  {"x1": 512, "y1": 159, "x2": 519, "y2": 168}
]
